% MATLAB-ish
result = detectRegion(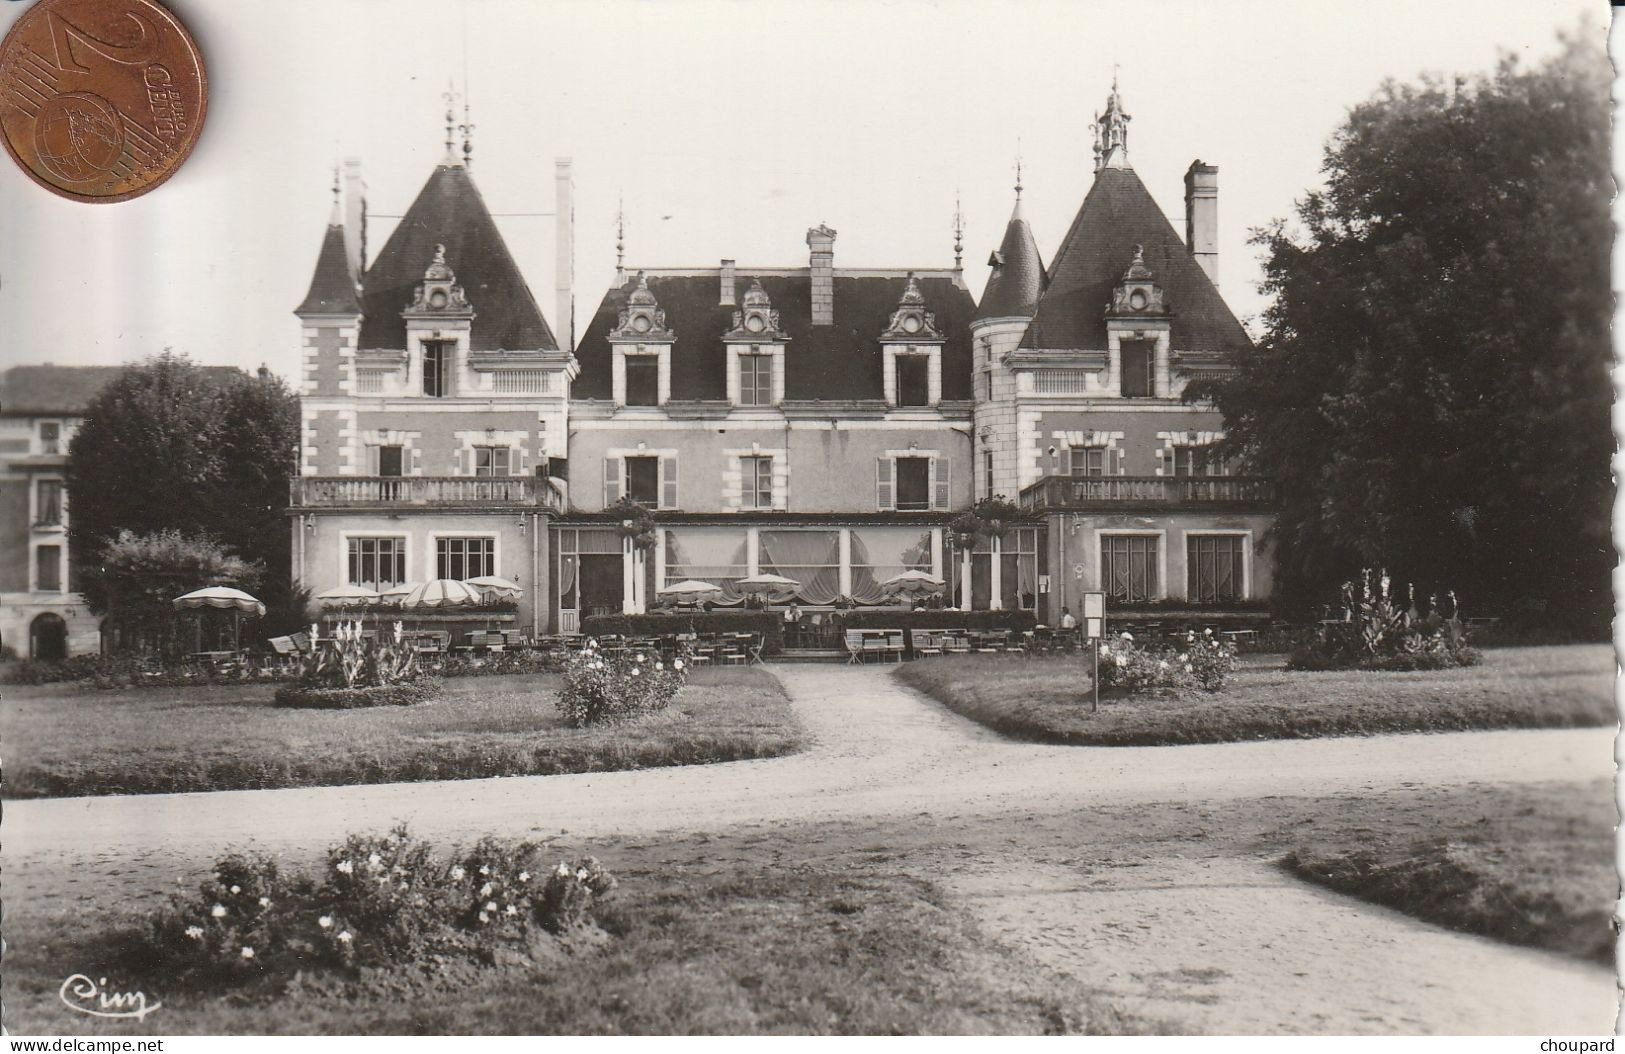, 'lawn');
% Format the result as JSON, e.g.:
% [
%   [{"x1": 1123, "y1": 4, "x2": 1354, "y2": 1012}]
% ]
[
  {"x1": 1, "y1": 667, "x2": 805, "y2": 799},
  {"x1": 894, "y1": 644, "x2": 1614, "y2": 746}
]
